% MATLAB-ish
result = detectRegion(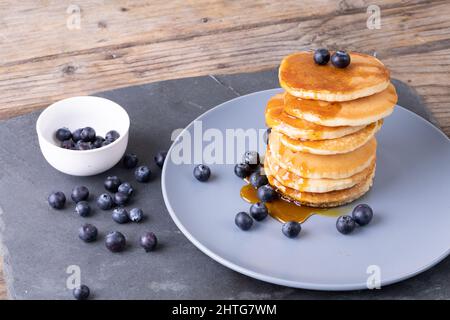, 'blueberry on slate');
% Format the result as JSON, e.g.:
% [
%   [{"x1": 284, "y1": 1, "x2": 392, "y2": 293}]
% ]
[
  {"x1": 80, "y1": 127, "x2": 96, "y2": 142},
  {"x1": 105, "y1": 231, "x2": 126, "y2": 252},
  {"x1": 331, "y1": 50, "x2": 351, "y2": 68},
  {"x1": 118, "y1": 182, "x2": 134, "y2": 196},
  {"x1": 282, "y1": 221, "x2": 302, "y2": 238},
  {"x1": 336, "y1": 215, "x2": 356, "y2": 234},
  {"x1": 249, "y1": 202, "x2": 269, "y2": 221},
  {"x1": 242, "y1": 151, "x2": 260, "y2": 168},
  {"x1": 61, "y1": 140, "x2": 75, "y2": 149},
  {"x1": 75, "y1": 201, "x2": 91, "y2": 217},
  {"x1": 96, "y1": 193, "x2": 114, "y2": 210},
  {"x1": 114, "y1": 192, "x2": 129, "y2": 206},
  {"x1": 257, "y1": 185, "x2": 279, "y2": 202},
  {"x1": 249, "y1": 170, "x2": 268, "y2": 188},
  {"x1": 48, "y1": 191, "x2": 66, "y2": 209},
  {"x1": 71, "y1": 186, "x2": 89, "y2": 203},
  {"x1": 104, "y1": 176, "x2": 121, "y2": 192},
  {"x1": 193, "y1": 164, "x2": 211, "y2": 182},
  {"x1": 154, "y1": 151, "x2": 167, "y2": 169},
  {"x1": 314, "y1": 48, "x2": 331, "y2": 65},
  {"x1": 55, "y1": 127, "x2": 72, "y2": 142},
  {"x1": 112, "y1": 207, "x2": 129, "y2": 224},
  {"x1": 78, "y1": 223, "x2": 98, "y2": 242},
  {"x1": 234, "y1": 163, "x2": 252, "y2": 179},
  {"x1": 123, "y1": 153, "x2": 138, "y2": 169},
  {"x1": 235, "y1": 212, "x2": 253, "y2": 231},
  {"x1": 75, "y1": 141, "x2": 92, "y2": 150},
  {"x1": 352, "y1": 204, "x2": 373, "y2": 226},
  {"x1": 105, "y1": 130, "x2": 120, "y2": 142},
  {"x1": 72, "y1": 128, "x2": 83, "y2": 143},
  {"x1": 135, "y1": 166, "x2": 151, "y2": 183},
  {"x1": 73, "y1": 285, "x2": 90, "y2": 300},
  {"x1": 129, "y1": 208, "x2": 144, "y2": 222},
  {"x1": 140, "y1": 232, "x2": 158, "y2": 252},
  {"x1": 264, "y1": 128, "x2": 271, "y2": 145},
  {"x1": 92, "y1": 136, "x2": 105, "y2": 148}
]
